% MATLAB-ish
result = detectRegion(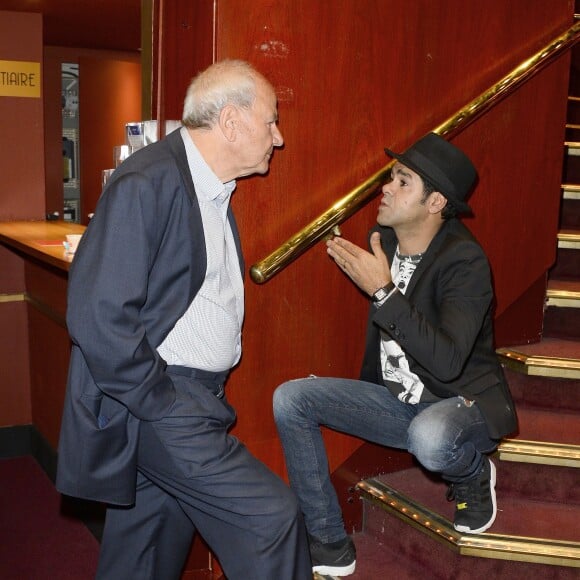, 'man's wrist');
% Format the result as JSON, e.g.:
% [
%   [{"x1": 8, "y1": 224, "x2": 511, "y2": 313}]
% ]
[{"x1": 372, "y1": 282, "x2": 396, "y2": 304}]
